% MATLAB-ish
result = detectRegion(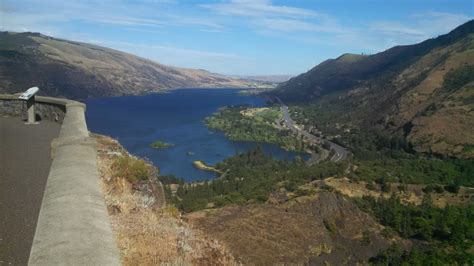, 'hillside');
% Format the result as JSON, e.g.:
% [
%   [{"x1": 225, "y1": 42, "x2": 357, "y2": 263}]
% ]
[
  {"x1": 0, "y1": 32, "x2": 253, "y2": 99},
  {"x1": 273, "y1": 20, "x2": 474, "y2": 158},
  {"x1": 230, "y1": 75, "x2": 293, "y2": 83}
]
